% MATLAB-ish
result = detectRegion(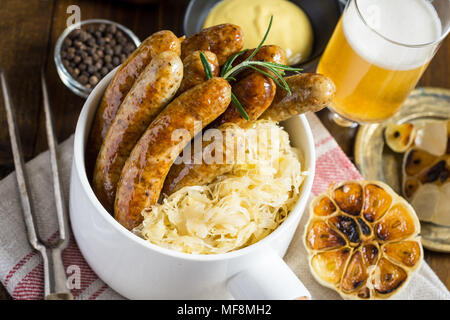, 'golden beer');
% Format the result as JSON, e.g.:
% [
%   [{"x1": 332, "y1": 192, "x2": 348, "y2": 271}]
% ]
[{"x1": 317, "y1": 0, "x2": 444, "y2": 124}]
